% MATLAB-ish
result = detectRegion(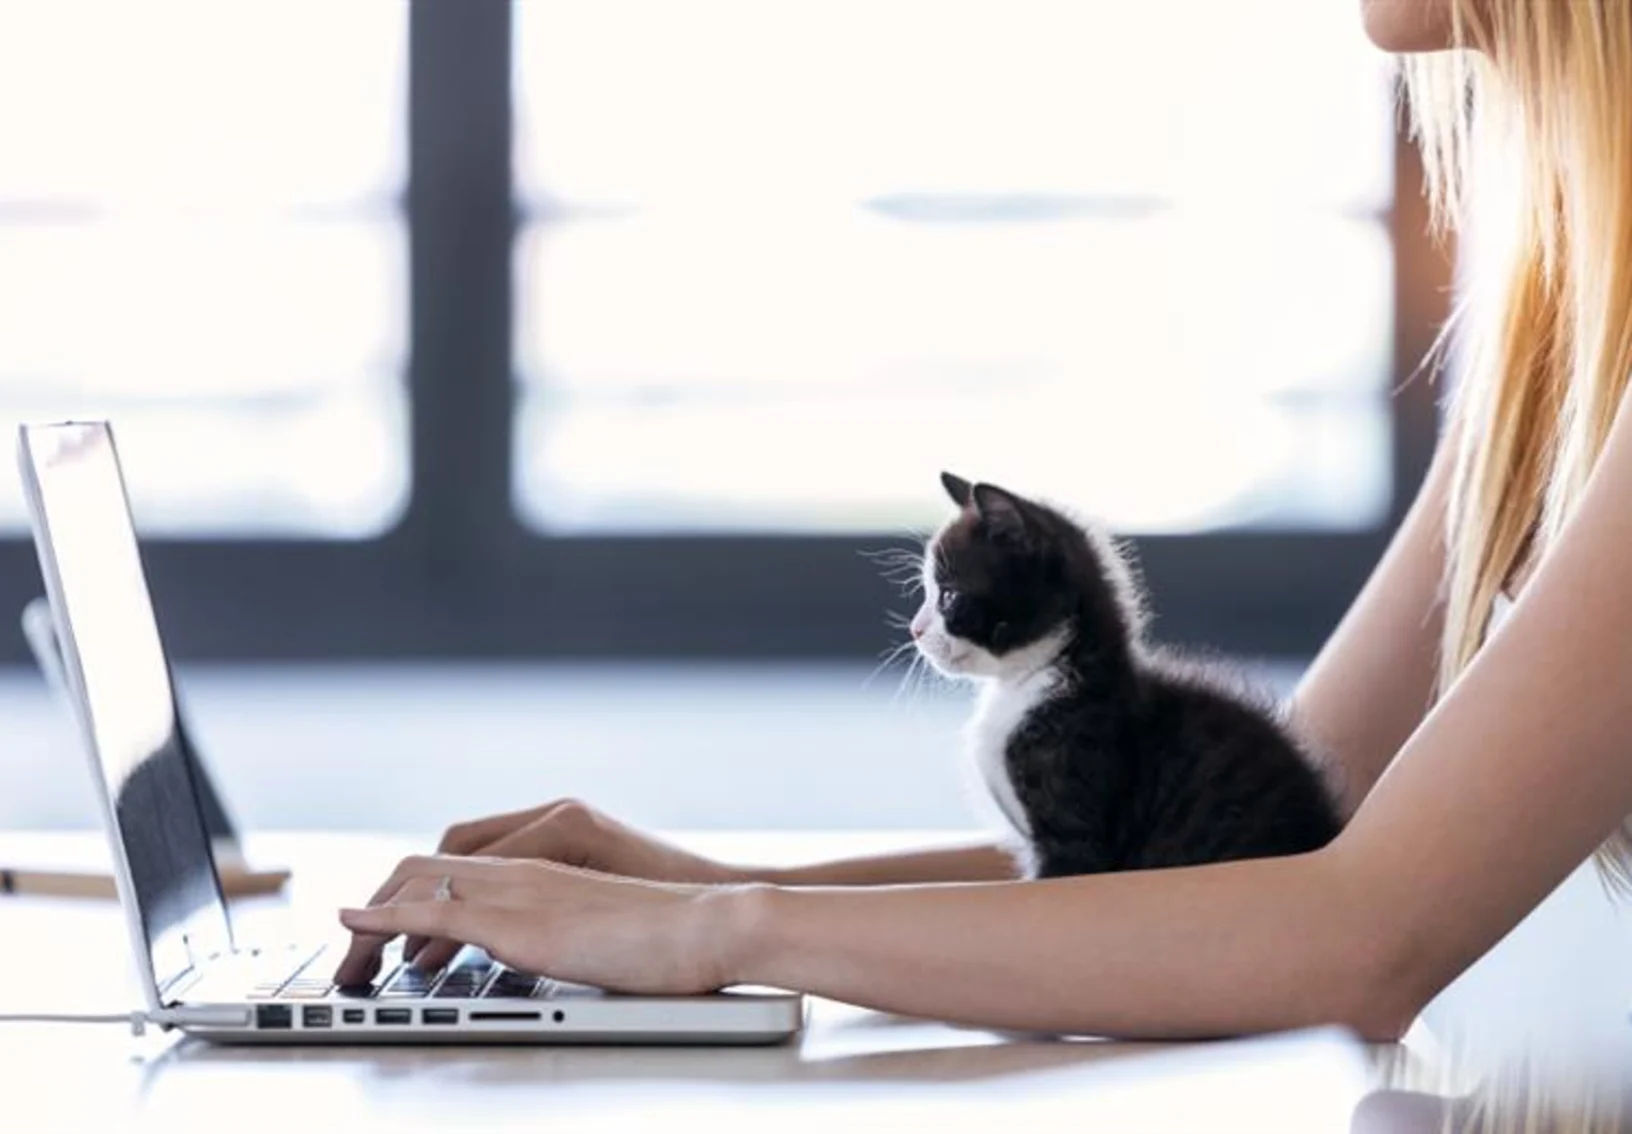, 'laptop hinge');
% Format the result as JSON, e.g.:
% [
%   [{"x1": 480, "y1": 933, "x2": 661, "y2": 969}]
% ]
[{"x1": 159, "y1": 960, "x2": 205, "y2": 1001}]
